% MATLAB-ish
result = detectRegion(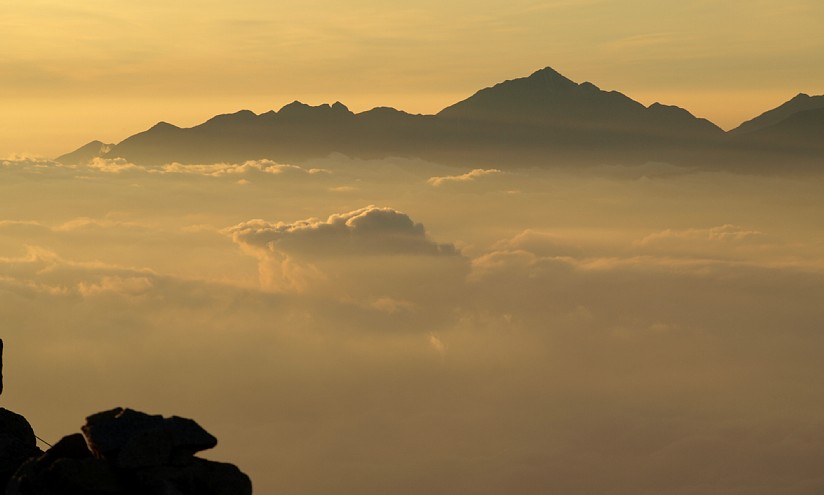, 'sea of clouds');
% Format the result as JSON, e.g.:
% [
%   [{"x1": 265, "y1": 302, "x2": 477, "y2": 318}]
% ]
[{"x1": 2, "y1": 155, "x2": 824, "y2": 494}]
